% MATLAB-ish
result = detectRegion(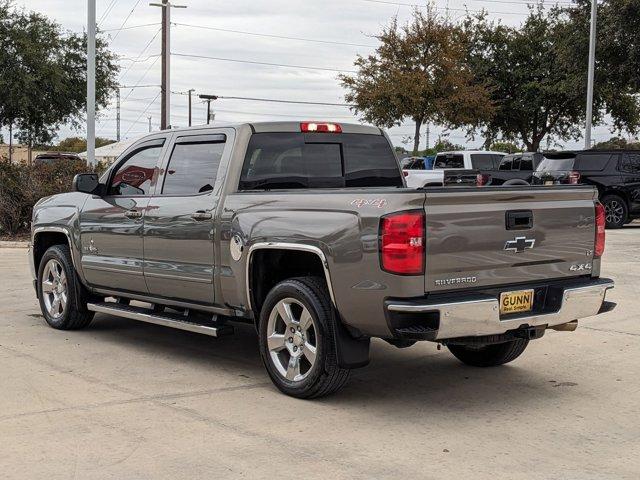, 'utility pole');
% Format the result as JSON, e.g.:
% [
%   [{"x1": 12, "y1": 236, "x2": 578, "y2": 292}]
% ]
[
  {"x1": 87, "y1": 0, "x2": 96, "y2": 166},
  {"x1": 187, "y1": 88, "x2": 195, "y2": 126},
  {"x1": 116, "y1": 88, "x2": 121, "y2": 141},
  {"x1": 425, "y1": 123, "x2": 430, "y2": 150},
  {"x1": 150, "y1": 1, "x2": 186, "y2": 131},
  {"x1": 584, "y1": 0, "x2": 598, "y2": 149},
  {"x1": 148, "y1": 116, "x2": 152, "y2": 132},
  {"x1": 199, "y1": 94, "x2": 218, "y2": 124}
]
